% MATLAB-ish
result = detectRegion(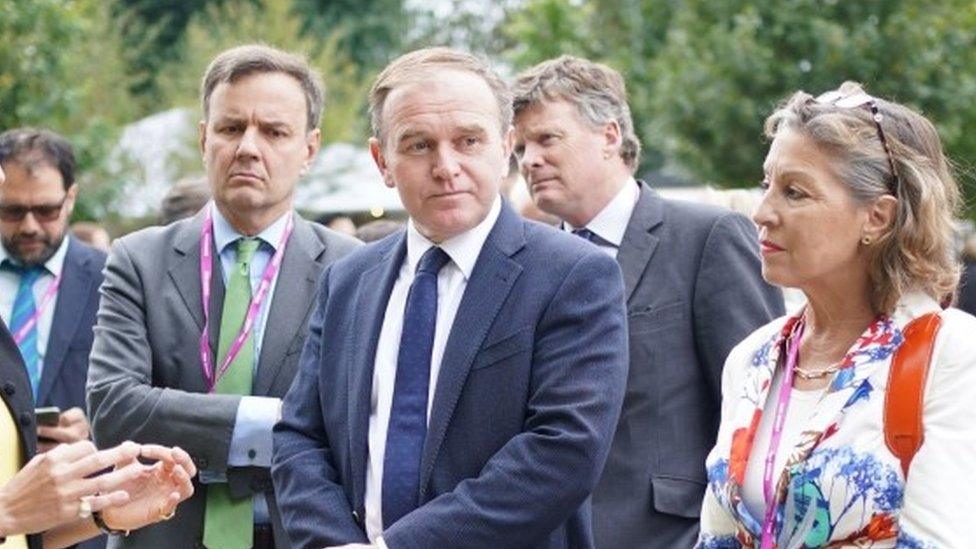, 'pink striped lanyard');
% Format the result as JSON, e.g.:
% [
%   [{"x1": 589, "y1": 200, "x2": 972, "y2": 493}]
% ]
[
  {"x1": 198, "y1": 207, "x2": 294, "y2": 392},
  {"x1": 760, "y1": 318, "x2": 805, "y2": 549},
  {"x1": 11, "y1": 272, "x2": 62, "y2": 346}
]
